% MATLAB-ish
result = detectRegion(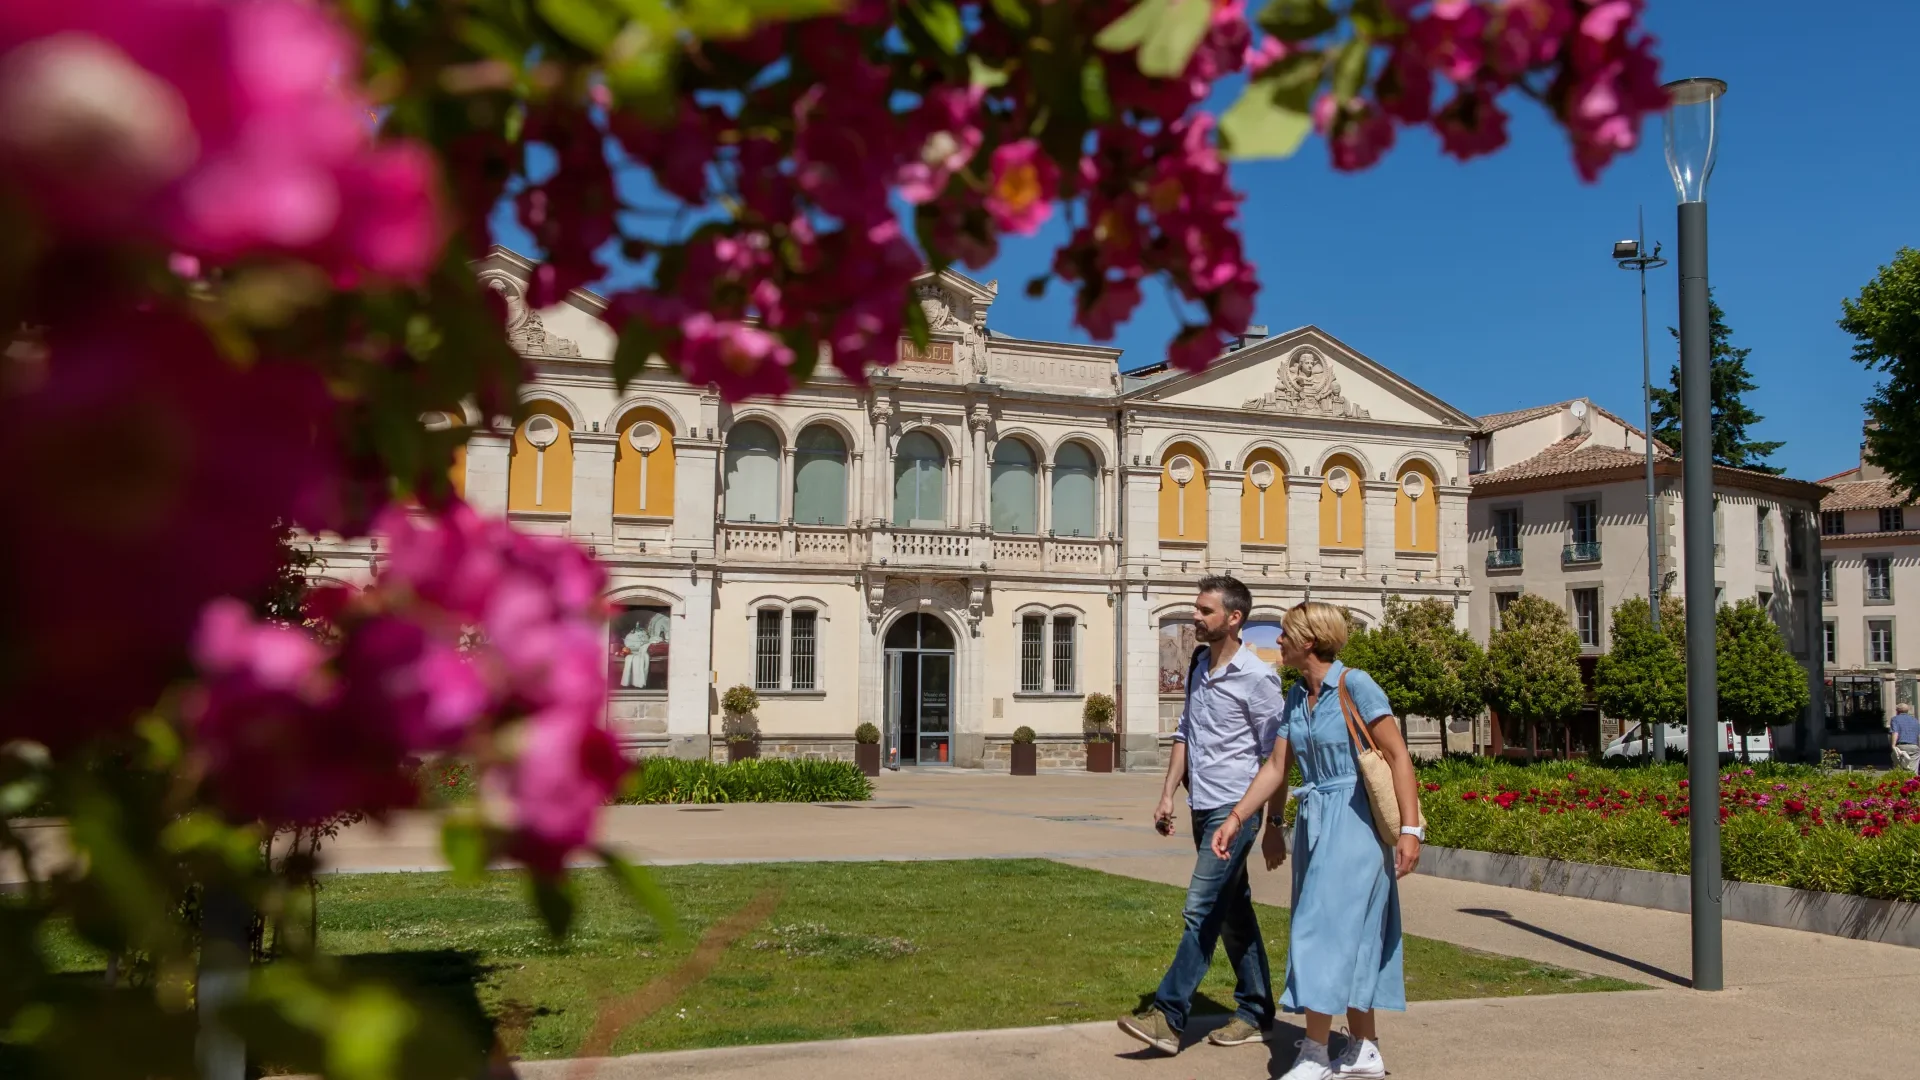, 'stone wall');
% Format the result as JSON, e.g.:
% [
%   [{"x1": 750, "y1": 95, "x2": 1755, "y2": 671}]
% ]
[
  {"x1": 979, "y1": 736, "x2": 1093, "y2": 771},
  {"x1": 706, "y1": 736, "x2": 860, "y2": 763}
]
